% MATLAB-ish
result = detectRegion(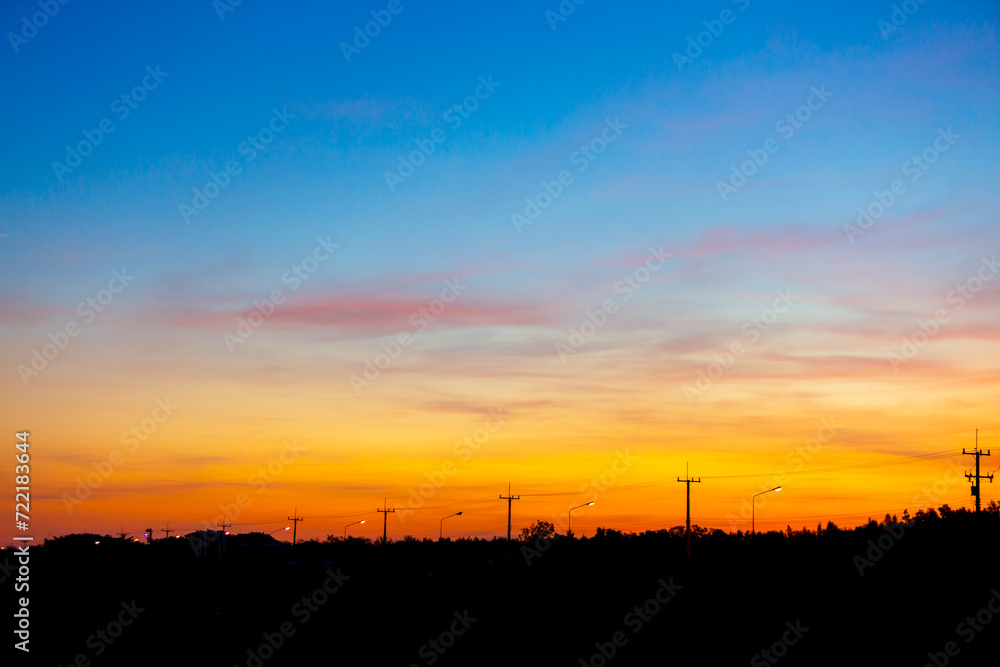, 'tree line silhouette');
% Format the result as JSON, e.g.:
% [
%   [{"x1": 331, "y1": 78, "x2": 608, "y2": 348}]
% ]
[{"x1": 16, "y1": 501, "x2": 1000, "y2": 667}]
